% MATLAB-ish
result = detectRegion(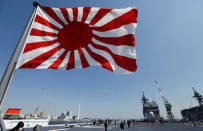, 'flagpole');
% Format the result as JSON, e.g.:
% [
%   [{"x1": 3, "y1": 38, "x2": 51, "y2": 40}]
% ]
[
  {"x1": 0, "y1": 2, "x2": 40, "y2": 130},
  {"x1": 0, "y1": 63, "x2": 16, "y2": 108},
  {"x1": 0, "y1": 63, "x2": 16, "y2": 131}
]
